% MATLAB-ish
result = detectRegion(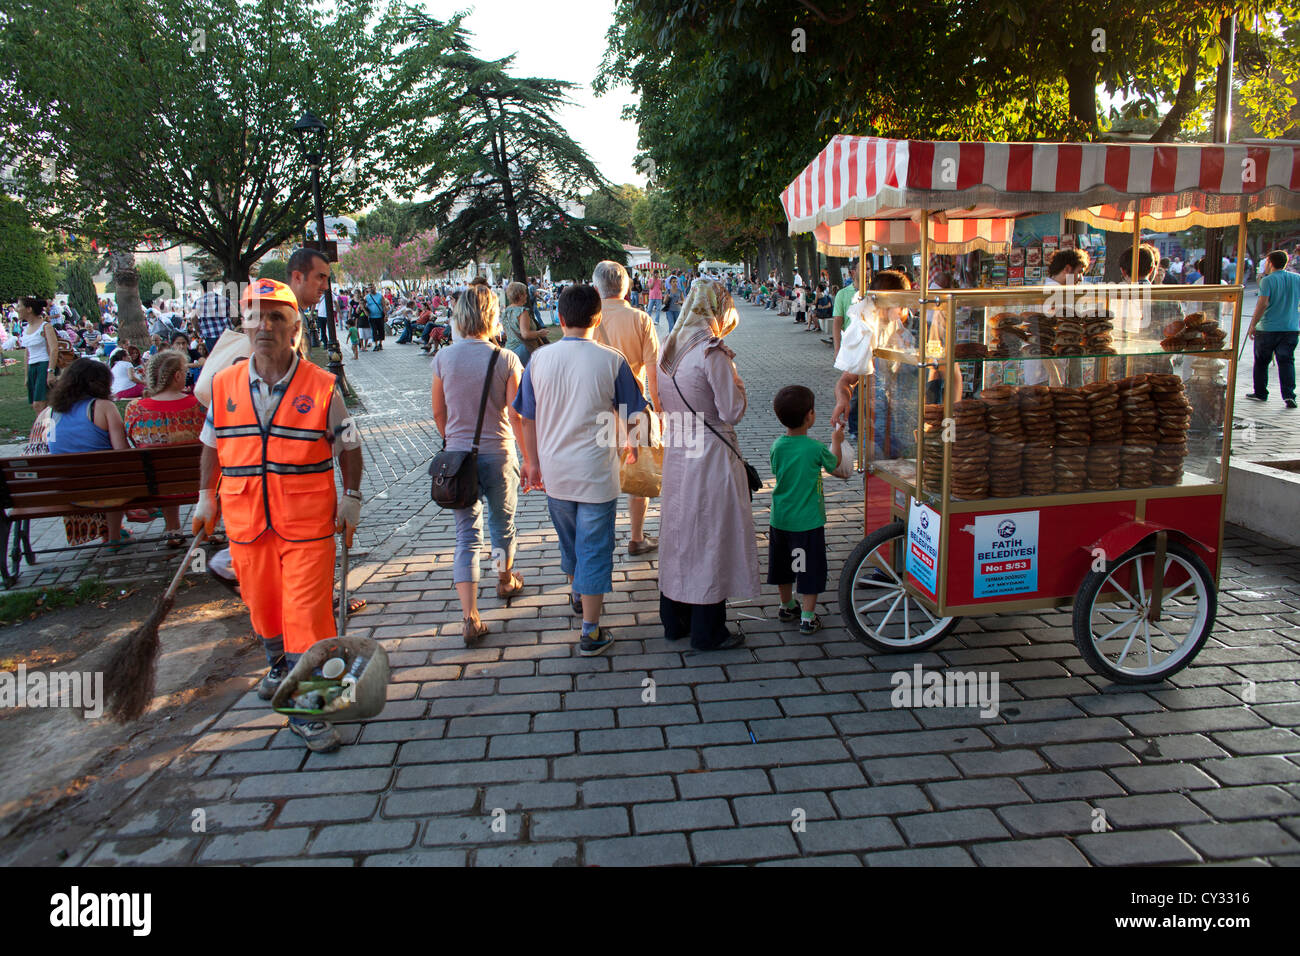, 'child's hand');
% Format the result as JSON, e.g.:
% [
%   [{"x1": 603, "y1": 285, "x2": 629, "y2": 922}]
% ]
[{"x1": 831, "y1": 421, "x2": 845, "y2": 441}]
